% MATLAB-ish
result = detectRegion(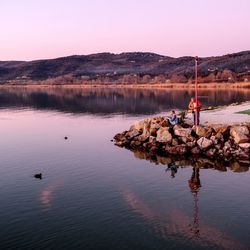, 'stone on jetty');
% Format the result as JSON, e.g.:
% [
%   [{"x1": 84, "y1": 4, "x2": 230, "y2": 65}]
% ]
[
  {"x1": 113, "y1": 116, "x2": 250, "y2": 164},
  {"x1": 230, "y1": 126, "x2": 249, "y2": 144},
  {"x1": 156, "y1": 127, "x2": 172, "y2": 143},
  {"x1": 197, "y1": 137, "x2": 213, "y2": 150}
]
